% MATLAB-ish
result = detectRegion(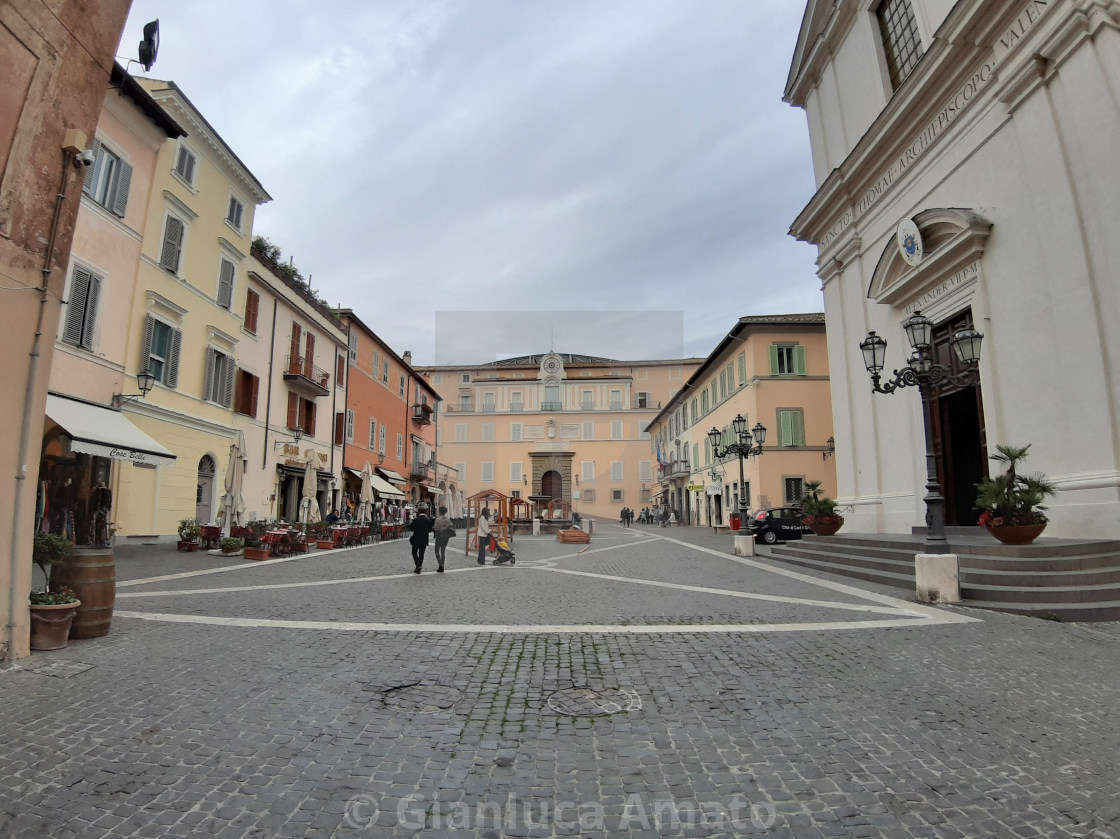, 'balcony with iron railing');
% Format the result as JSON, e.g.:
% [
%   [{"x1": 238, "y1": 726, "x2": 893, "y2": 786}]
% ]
[
  {"x1": 411, "y1": 459, "x2": 435, "y2": 479},
  {"x1": 659, "y1": 459, "x2": 691, "y2": 479},
  {"x1": 541, "y1": 401, "x2": 563, "y2": 411},
  {"x1": 284, "y1": 355, "x2": 330, "y2": 397},
  {"x1": 411, "y1": 402, "x2": 433, "y2": 425}
]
